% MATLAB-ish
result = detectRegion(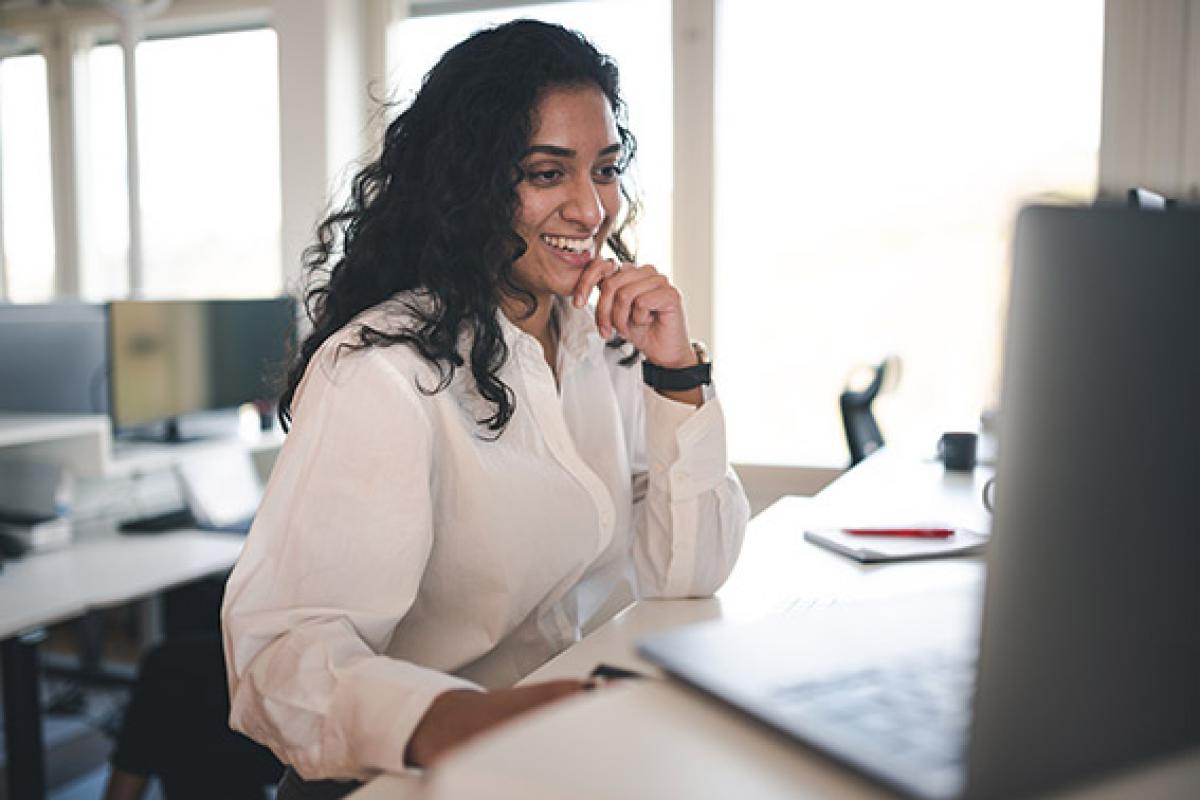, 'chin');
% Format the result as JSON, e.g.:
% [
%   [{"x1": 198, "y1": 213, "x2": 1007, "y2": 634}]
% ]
[{"x1": 543, "y1": 264, "x2": 589, "y2": 298}]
